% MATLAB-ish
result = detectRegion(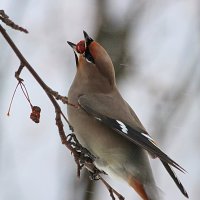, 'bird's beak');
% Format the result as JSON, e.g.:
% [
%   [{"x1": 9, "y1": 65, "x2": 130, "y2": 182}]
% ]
[
  {"x1": 67, "y1": 41, "x2": 76, "y2": 51},
  {"x1": 67, "y1": 41, "x2": 78, "y2": 67},
  {"x1": 83, "y1": 31, "x2": 93, "y2": 47}
]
